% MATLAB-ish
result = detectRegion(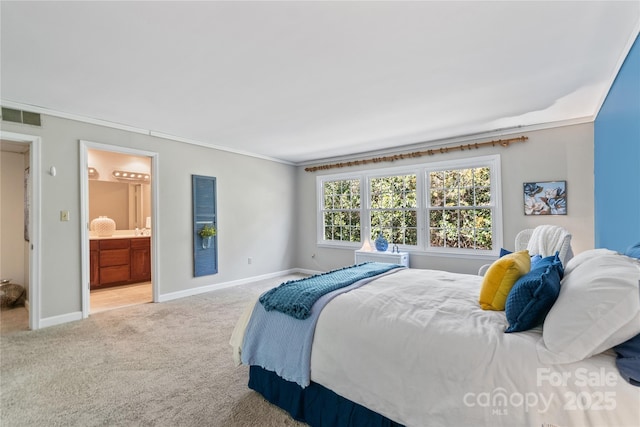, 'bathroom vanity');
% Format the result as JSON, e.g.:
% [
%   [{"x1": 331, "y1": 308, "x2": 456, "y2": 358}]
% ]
[{"x1": 90, "y1": 236, "x2": 151, "y2": 289}]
